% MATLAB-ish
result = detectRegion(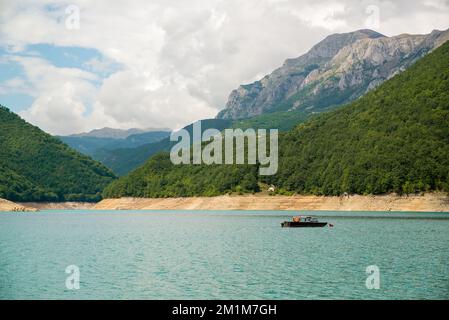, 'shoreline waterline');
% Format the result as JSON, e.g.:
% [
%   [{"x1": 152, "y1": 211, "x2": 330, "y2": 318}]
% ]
[
  {"x1": 2, "y1": 193, "x2": 448, "y2": 213},
  {"x1": 94, "y1": 193, "x2": 449, "y2": 212}
]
